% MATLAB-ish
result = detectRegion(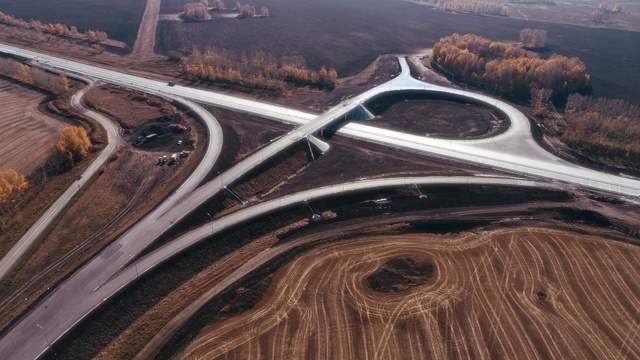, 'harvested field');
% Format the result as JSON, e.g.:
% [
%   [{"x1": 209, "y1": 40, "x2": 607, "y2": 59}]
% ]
[
  {"x1": 0, "y1": 94, "x2": 207, "y2": 337},
  {"x1": 155, "y1": 0, "x2": 640, "y2": 103},
  {"x1": 0, "y1": 80, "x2": 66, "y2": 175},
  {"x1": 0, "y1": 0, "x2": 146, "y2": 48},
  {"x1": 181, "y1": 227, "x2": 640, "y2": 359}
]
